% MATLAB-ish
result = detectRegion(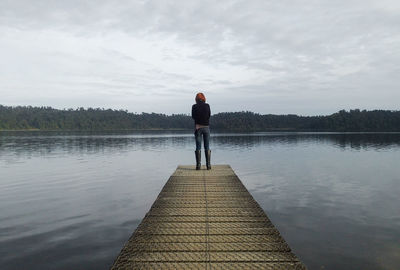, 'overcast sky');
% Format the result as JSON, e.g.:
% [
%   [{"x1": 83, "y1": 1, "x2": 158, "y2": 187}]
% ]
[{"x1": 0, "y1": 0, "x2": 399, "y2": 115}]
